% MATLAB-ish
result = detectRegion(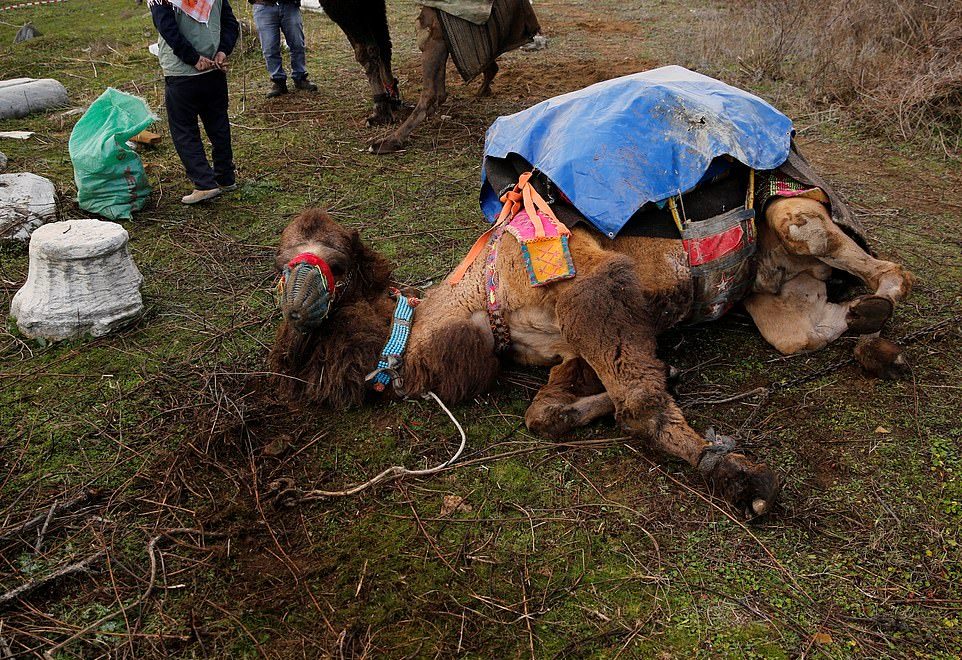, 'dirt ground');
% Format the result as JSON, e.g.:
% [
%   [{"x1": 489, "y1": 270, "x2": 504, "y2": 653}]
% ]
[{"x1": 1, "y1": 0, "x2": 960, "y2": 658}]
